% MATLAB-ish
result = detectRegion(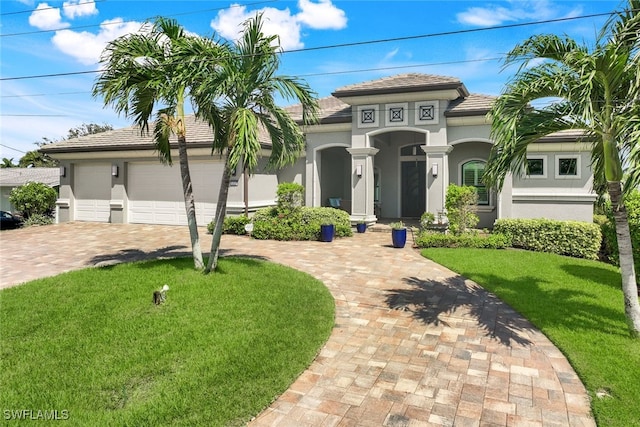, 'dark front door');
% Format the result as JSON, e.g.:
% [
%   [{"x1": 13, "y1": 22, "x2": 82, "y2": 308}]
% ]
[{"x1": 401, "y1": 160, "x2": 426, "y2": 217}]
